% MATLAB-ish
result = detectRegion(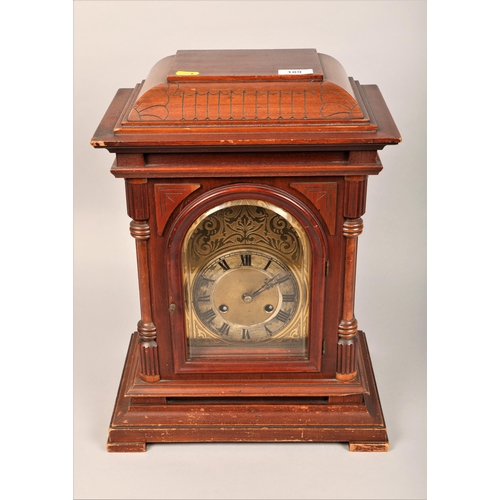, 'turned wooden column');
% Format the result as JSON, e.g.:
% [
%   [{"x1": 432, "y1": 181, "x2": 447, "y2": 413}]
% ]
[
  {"x1": 125, "y1": 178, "x2": 160, "y2": 382},
  {"x1": 336, "y1": 175, "x2": 367, "y2": 381}
]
